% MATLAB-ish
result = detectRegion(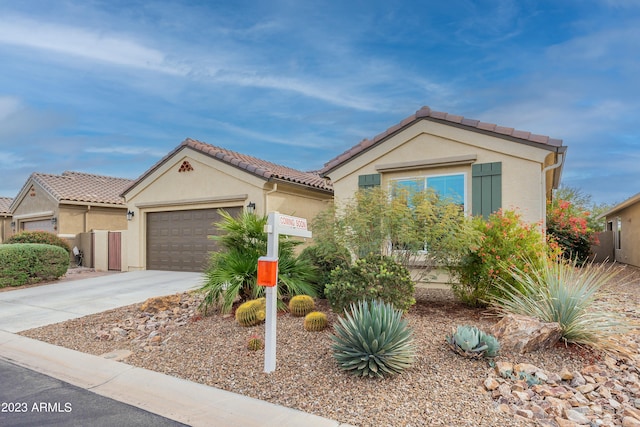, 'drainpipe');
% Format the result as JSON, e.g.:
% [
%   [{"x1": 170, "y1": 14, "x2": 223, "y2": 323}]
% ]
[
  {"x1": 264, "y1": 183, "x2": 278, "y2": 214},
  {"x1": 541, "y1": 152, "x2": 564, "y2": 230}
]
